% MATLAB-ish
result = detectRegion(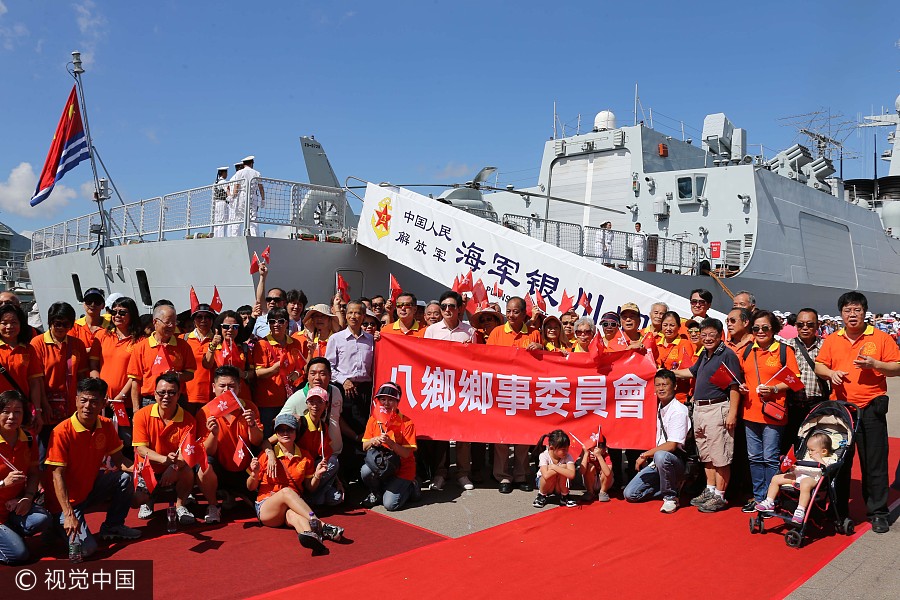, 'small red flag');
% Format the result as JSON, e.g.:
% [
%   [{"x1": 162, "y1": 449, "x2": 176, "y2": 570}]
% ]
[
  {"x1": 232, "y1": 437, "x2": 251, "y2": 469},
  {"x1": 492, "y1": 281, "x2": 503, "y2": 298},
  {"x1": 451, "y1": 274, "x2": 461, "y2": 293},
  {"x1": 780, "y1": 446, "x2": 796, "y2": 473},
  {"x1": 210, "y1": 286, "x2": 223, "y2": 313},
  {"x1": 111, "y1": 400, "x2": 130, "y2": 427},
  {"x1": 336, "y1": 273, "x2": 350, "y2": 302},
  {"x1": 535, "y1": 289, "x2": 547, "y2": 312},
  {"x1": 389, "y1": 274, "x2": 403, "y2": 303},
  {"x1": 135, "y1": 453, "x2": 157, "y2": 494},
  {"x1": 458, "y1": 270, "x2": 474, "y2": 294},
  {"x1": 202, "y1": 390, "x2": 242, "y2": 419},
  {"x1": 249, "y1": 252, "x2": 260, "y2": 274},
  {"x1": 577, "y1": 291, "x2": 593, "y2": 314},
  {"x1": 709, "y1": 363, "x2": 736, "y2": 390},
  {"x1": 524, "y1": 293, "x2": 535, "y2": 317},
  {"x1": 770, "y1": 366, "x2": 805, "y2": 392},
  {"x1": 261, "y1": 245, "x2": 271, "y2": 264},
  {"x1": 558, "y1": 289, "x2": 574, "y2": 314},
  {"x1": 189, "y1": 287, "x2": 200, "y2": 313},
  {"x1": 179, "y1": 429, "x2": 208, "y2": 471},
  {"x1": 472, "y1": 279, "x2": 488, "y2": 305},
  {"x1": 149, "y1": 343, "x2": 173, "y2": 380}
]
